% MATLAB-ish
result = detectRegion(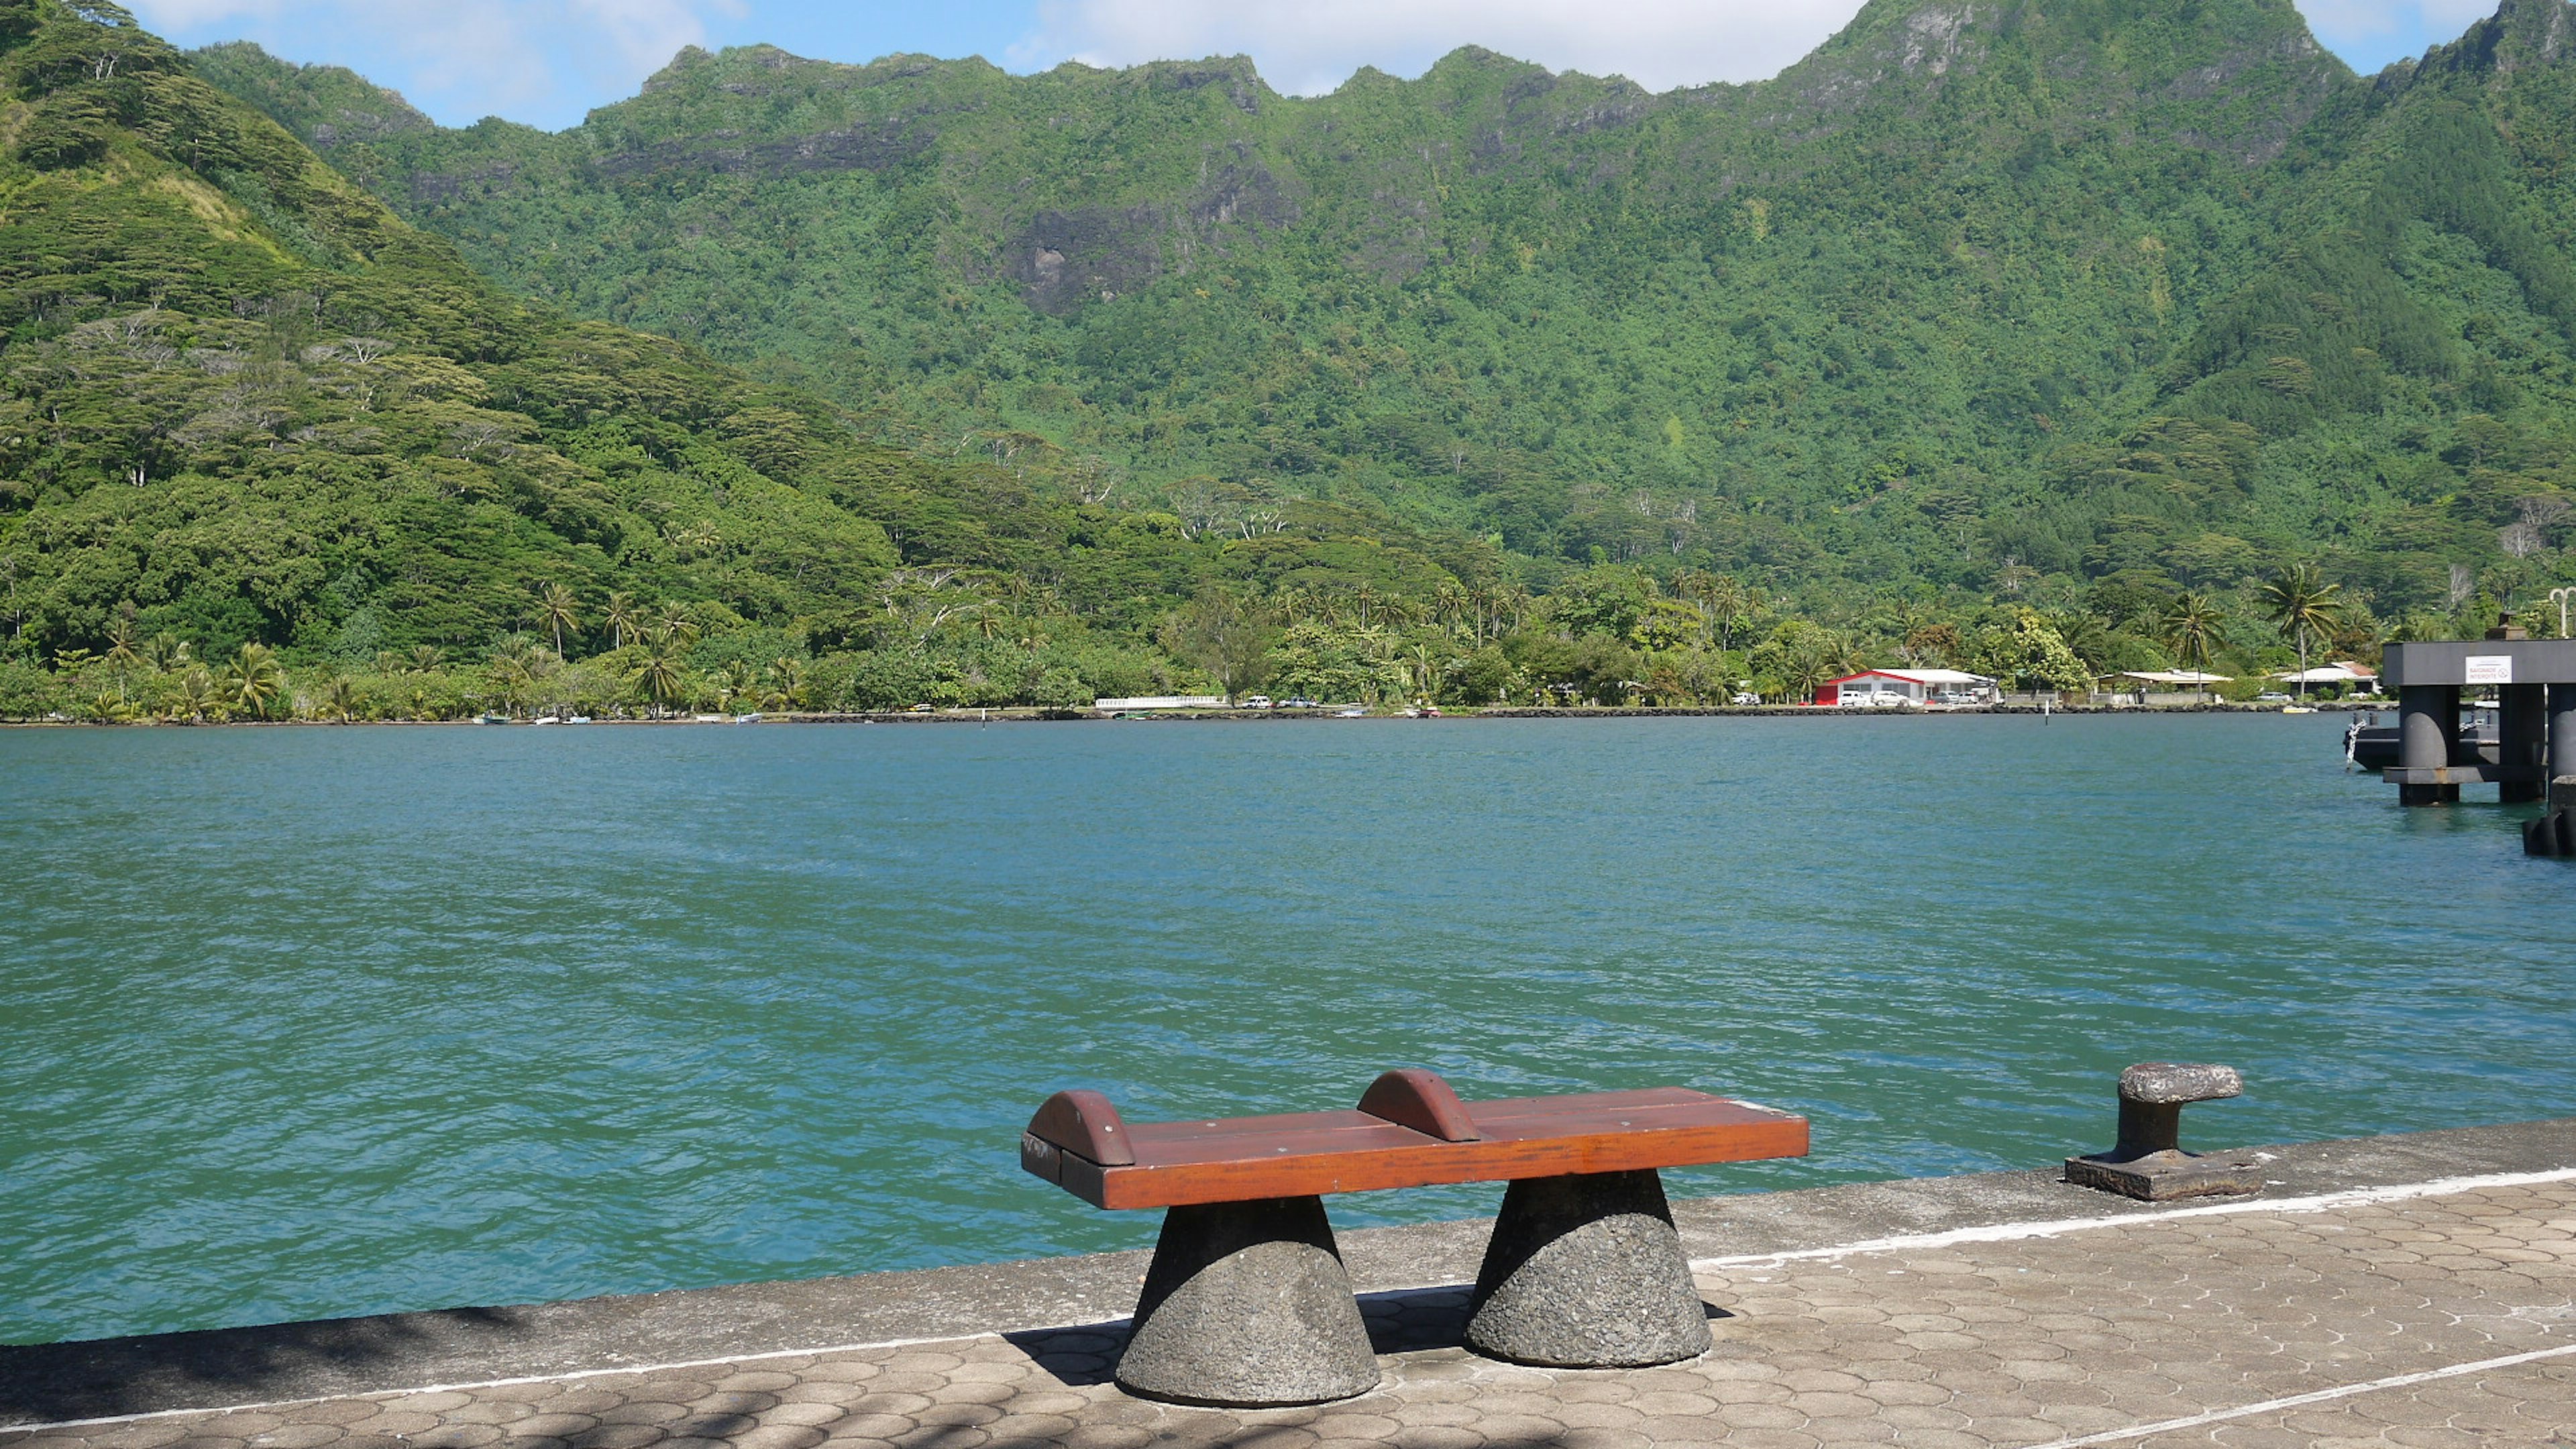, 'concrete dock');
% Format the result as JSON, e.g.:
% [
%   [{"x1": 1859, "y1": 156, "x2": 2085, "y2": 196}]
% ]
[{"x1": 6, "y1": 1119, "x2": 2574, "y2": 1448}]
